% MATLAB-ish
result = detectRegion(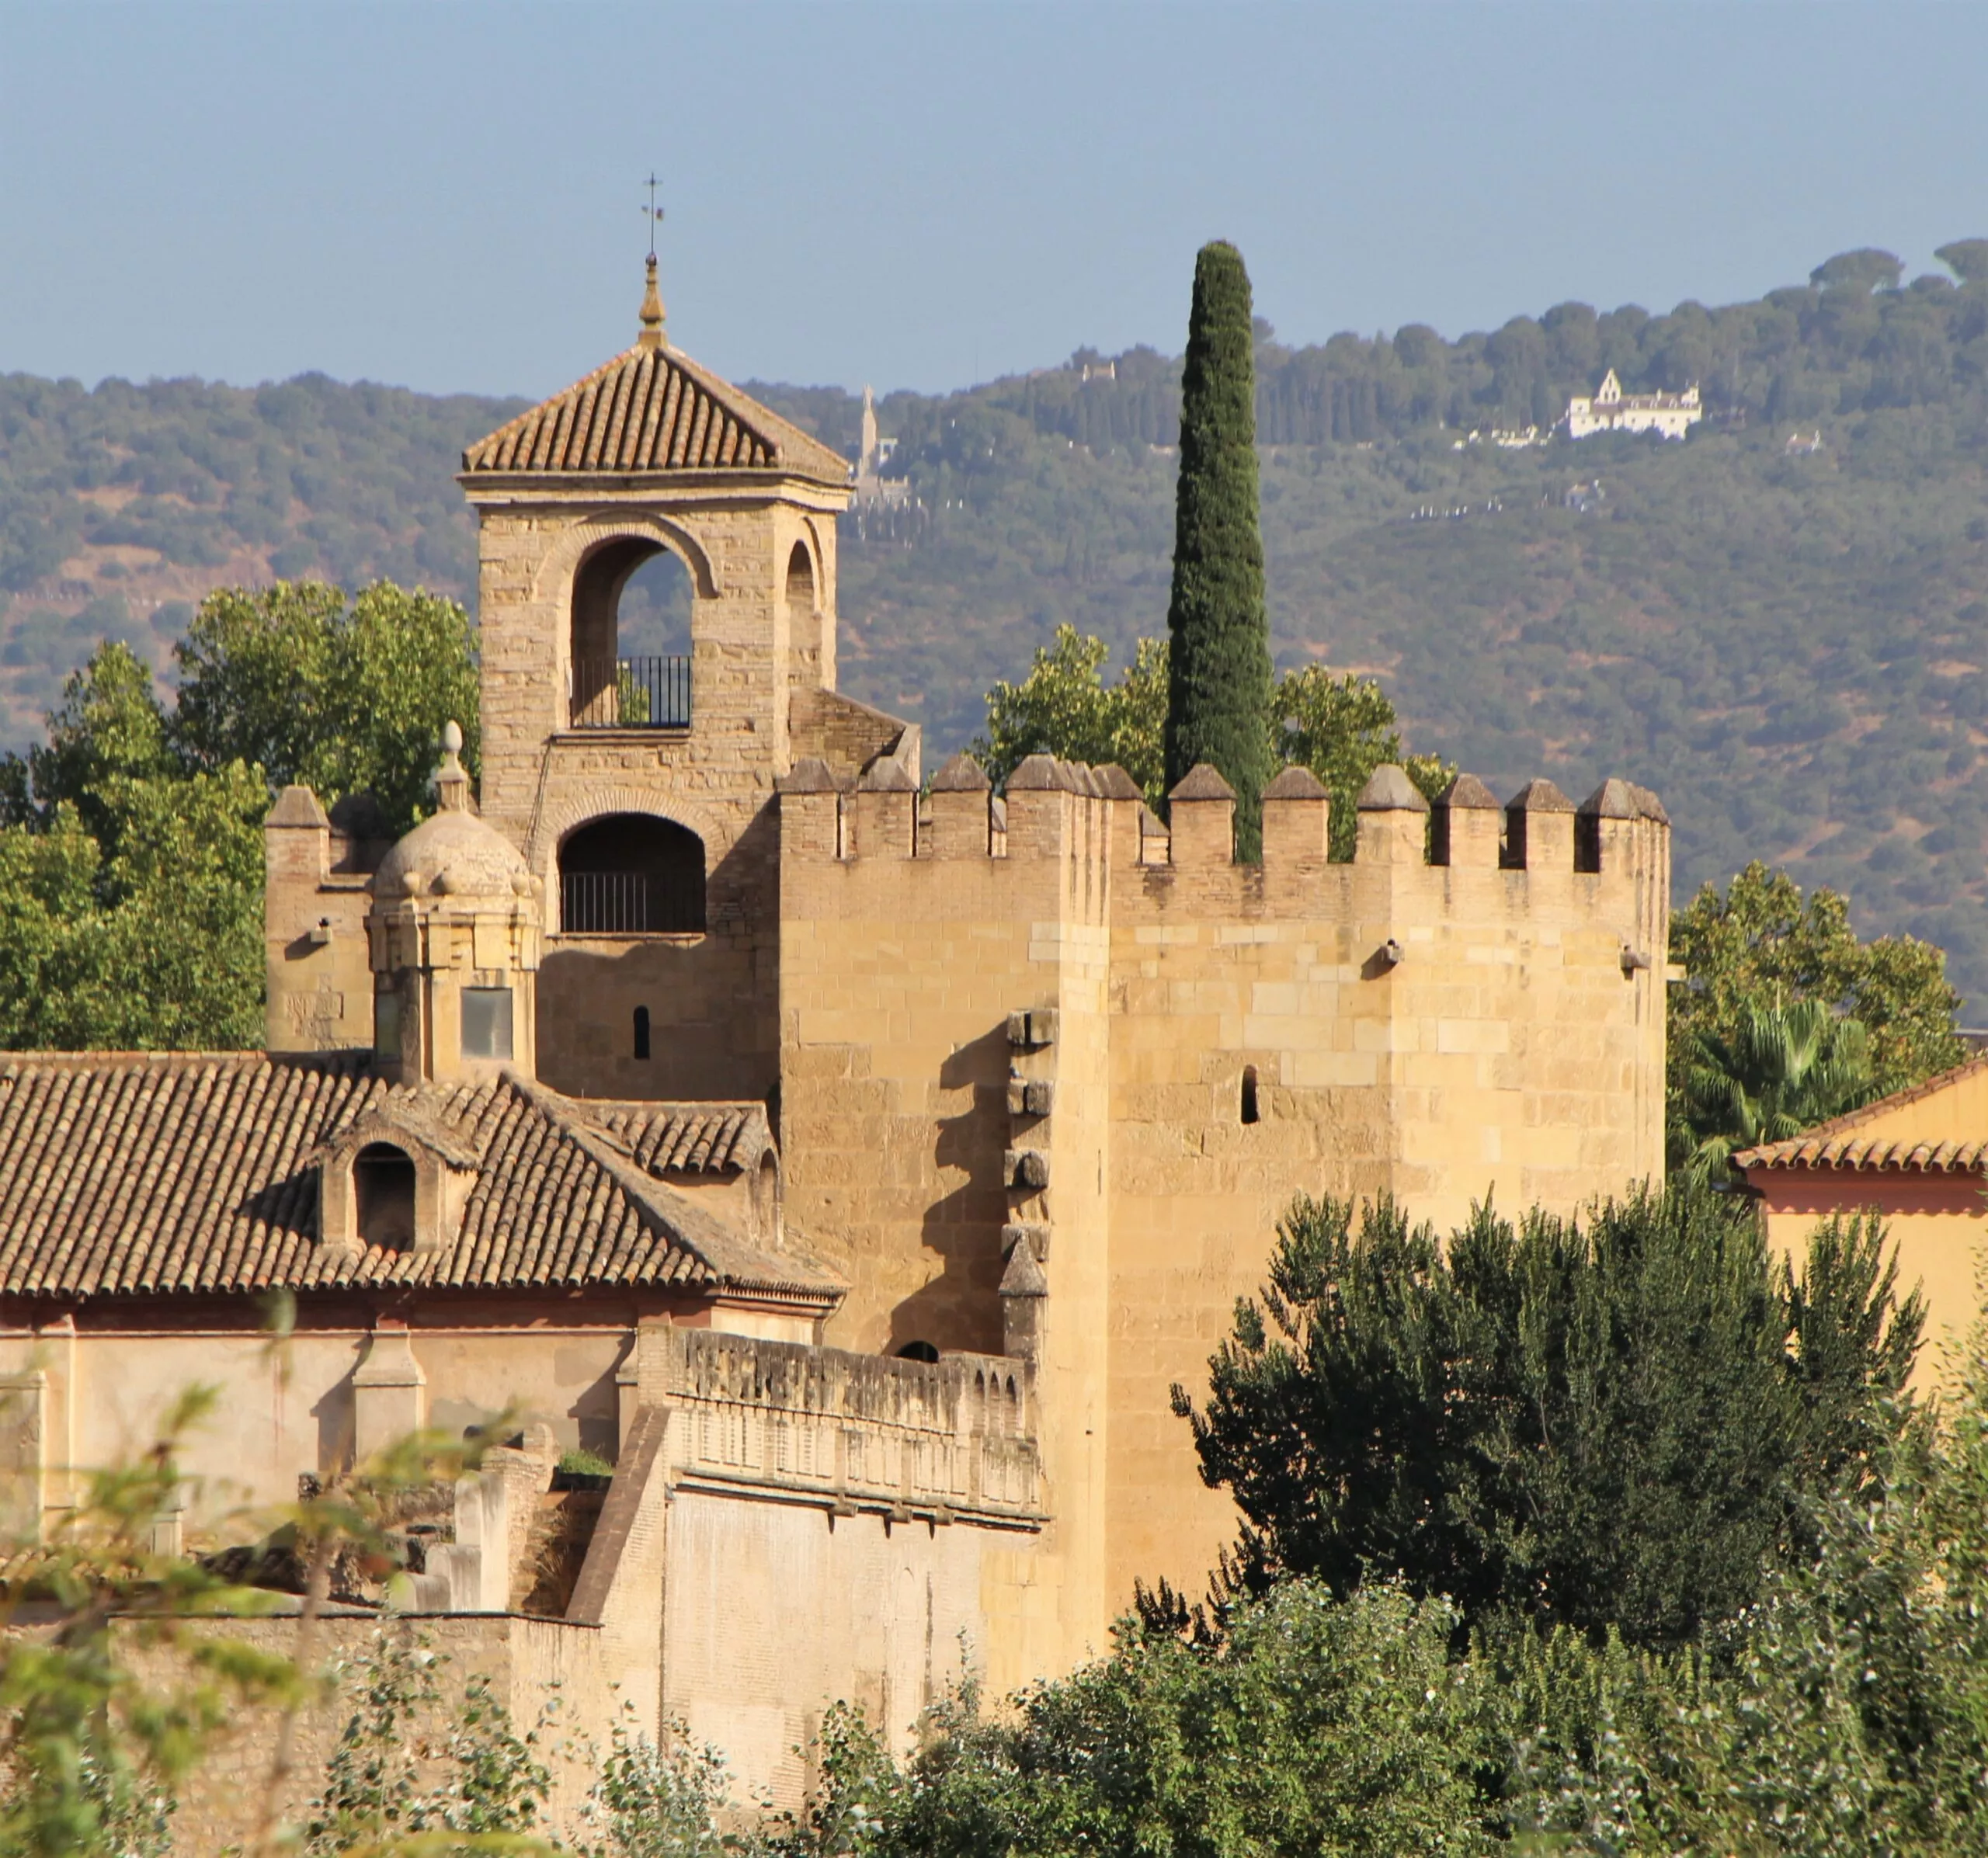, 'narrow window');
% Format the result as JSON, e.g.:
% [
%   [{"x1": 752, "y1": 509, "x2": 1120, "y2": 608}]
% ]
[
  {"x1": 462, "y1": 987, "x2": 514, "y2": 1060},
  {"x1": 1241, "y1": 1064, "x2": 1260, "y2": 1125},
  {"x1": 895, "y1": 1340, "x2": 939, "y2": 1364},
  {"x1": 355, "y1": 1143, "x2": 417, "y2": 1251},
  {"x1": 633, "y1": 1005, "x2": 651, "y2": 1061}
]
